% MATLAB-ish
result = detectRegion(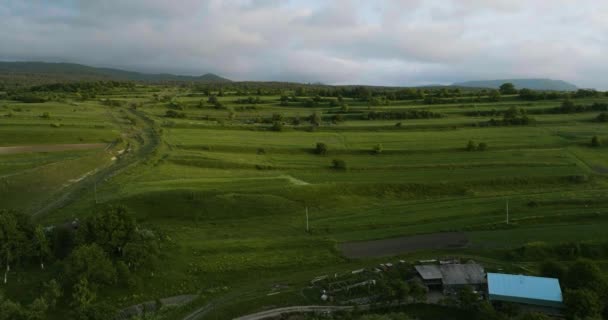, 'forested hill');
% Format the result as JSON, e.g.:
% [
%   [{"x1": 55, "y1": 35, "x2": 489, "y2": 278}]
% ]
[
  {"x1": 0, "y1": 61, "x2": 231, "y2": 84},
  {"x1": 453, "y1": 78, "x2": 578, "y2": 91}
]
